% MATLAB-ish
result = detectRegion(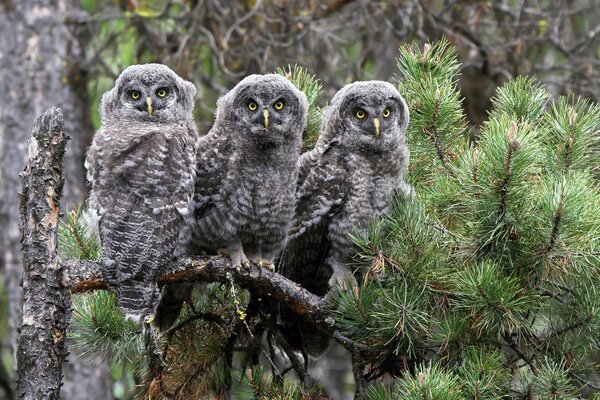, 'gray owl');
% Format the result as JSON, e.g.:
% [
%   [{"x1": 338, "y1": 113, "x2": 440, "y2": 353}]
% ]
[
  {"x1": 185, "y1": 74, "x2": 308, "y2": 270},
  {"x1": 85, "y1": 63, "x2": 197, "y2": 324},
  {"x1": 278, "y1": 80, "x2": 411, "y2": 356}
]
